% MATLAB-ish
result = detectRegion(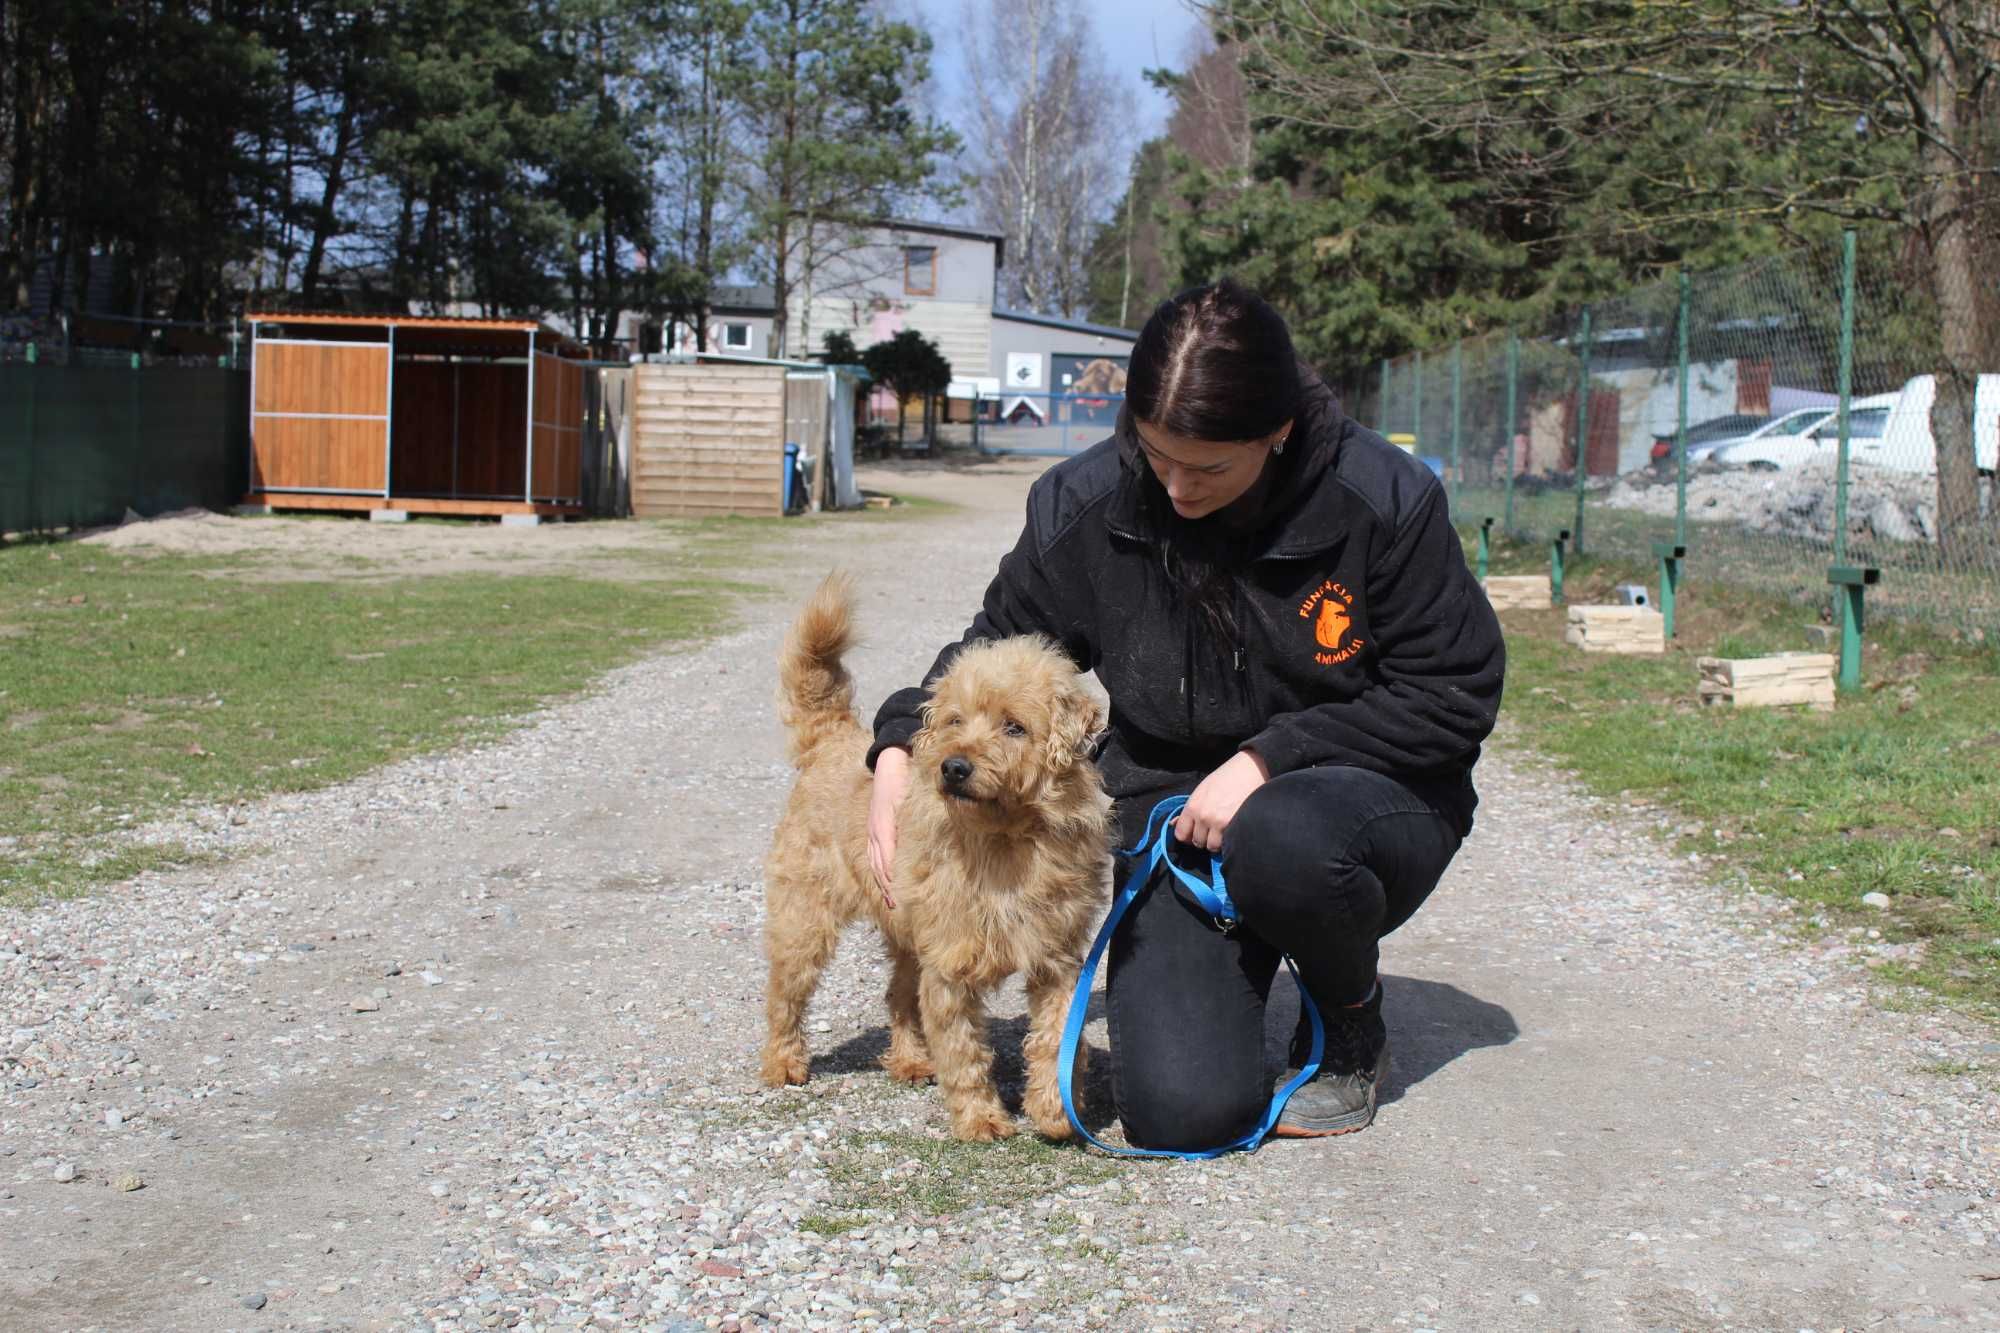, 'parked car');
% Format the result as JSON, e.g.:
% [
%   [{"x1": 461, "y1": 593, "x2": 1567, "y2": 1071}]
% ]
[
  {"x1": 1696, "y1": 406, "x2": 1840, "y2": 469},
  {"x1": 1713, "y1": 398, "x2": 1889, "y2": 470},
  {"x1": 1861, "y1": 373, "x2": 1998, "y2": 475},
  {"x1": 1714, "y1": 376, "x2": 1998, "y2": 475},
  {"x1": 1648, "y1": 412, "x2": 1772, "y2": 467}
]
